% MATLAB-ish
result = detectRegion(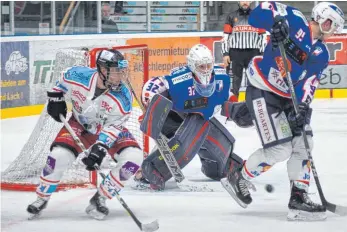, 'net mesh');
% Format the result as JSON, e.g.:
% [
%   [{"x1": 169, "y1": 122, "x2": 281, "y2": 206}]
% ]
[{"x1": 1, "y1": 46, "x2": 148, "y2": 190}]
